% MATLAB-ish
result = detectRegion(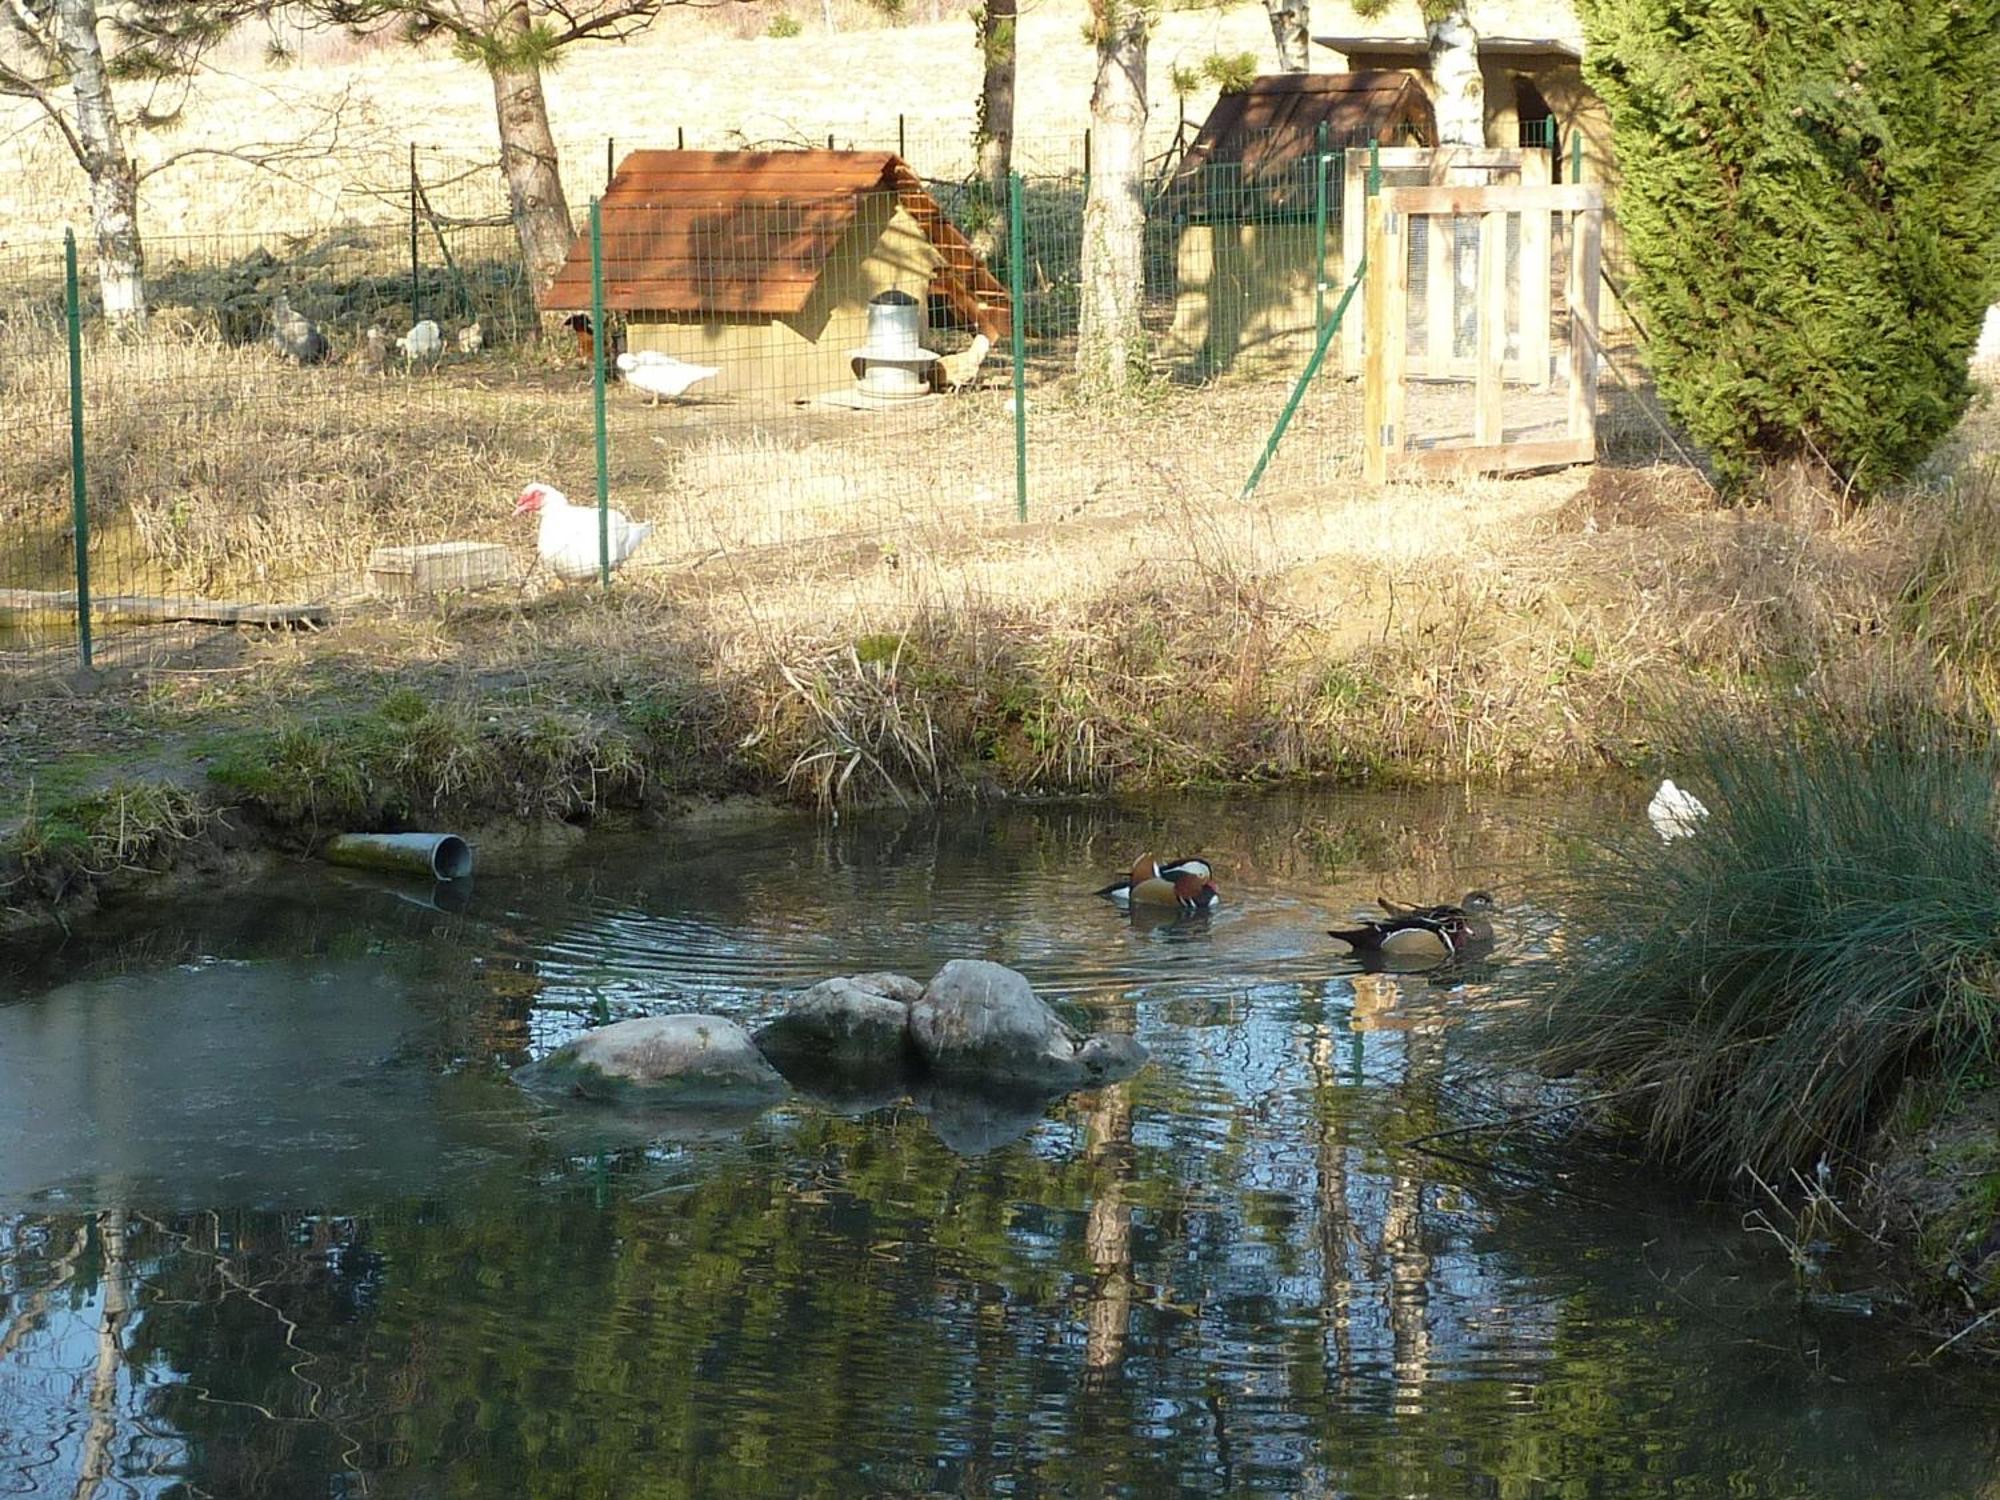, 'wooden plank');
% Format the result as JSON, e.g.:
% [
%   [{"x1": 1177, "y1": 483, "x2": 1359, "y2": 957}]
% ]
[
  {"x1": 1386, "y1": 437, "x2": 1596, "y2": 478},
  {"x1": 1424, "y1": 197, "x2": 1453, "y2": 377},
  {"x1": 1341, "y1": 153, "x2": 1368, "y2": 377},
  {"x1": 1382, "y1": 183, "x2": 1603, "y2": 216},
  {"x1": 1518, "y1": 150, "x2": 1553, "y2": 389},
  {"x1": 1568, "y1": 207, "x2": 1604, "y2": 445},
  {"x1": 1368, "y1": 146, "x2": 1531, "y2": 171},
  {"x1": 1362, "y1": 195, "x2": 1408, "y2": 485},
  {"x1": 0, "y1": 589, "x2": 329, "y2": 628},
  {"x1": 1474, "y1": 209, "x2": 1506, "y2": 447}
]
